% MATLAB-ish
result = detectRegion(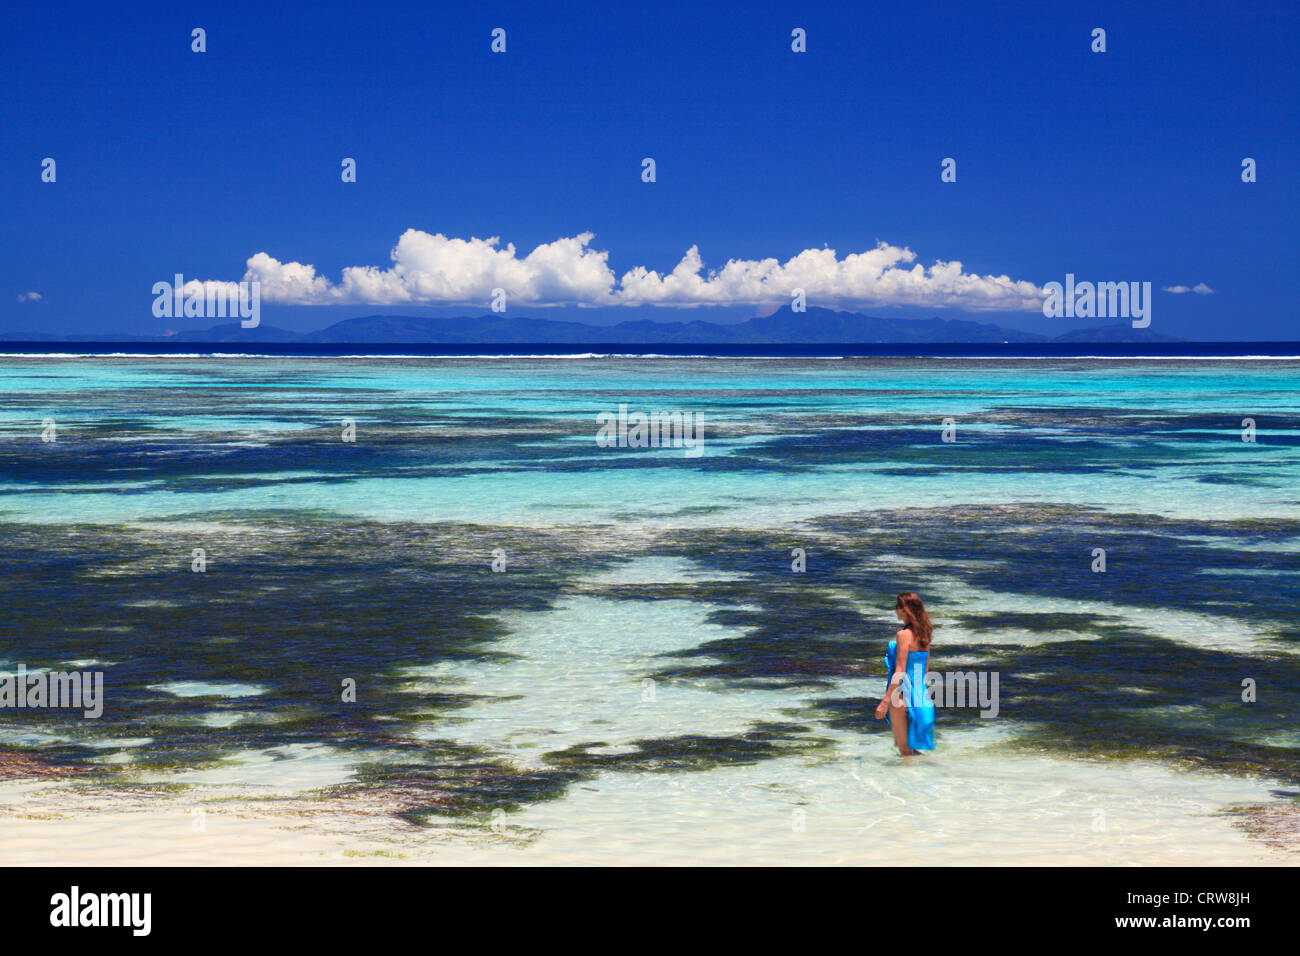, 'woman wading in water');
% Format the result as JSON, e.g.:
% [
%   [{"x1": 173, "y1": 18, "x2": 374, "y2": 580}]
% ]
[{"x1": 874, "y1": 591, "x2": 936, "y2": 756}]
